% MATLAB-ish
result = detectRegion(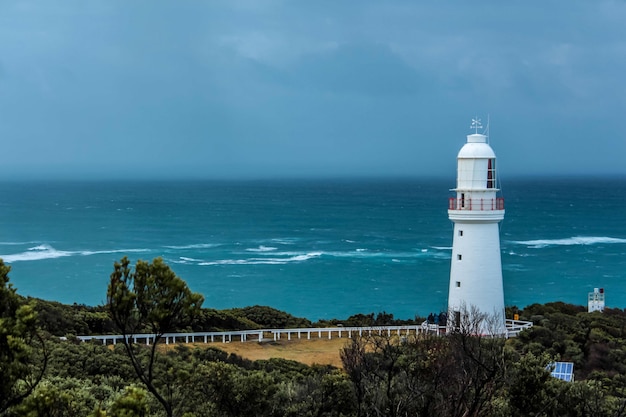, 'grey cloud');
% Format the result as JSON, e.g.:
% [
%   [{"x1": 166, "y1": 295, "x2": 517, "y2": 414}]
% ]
[{"x1": 0, "y1": 0, "x2": 624, "y2": 179}]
